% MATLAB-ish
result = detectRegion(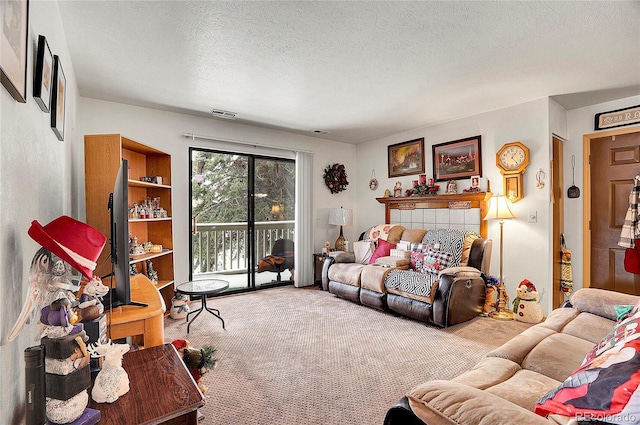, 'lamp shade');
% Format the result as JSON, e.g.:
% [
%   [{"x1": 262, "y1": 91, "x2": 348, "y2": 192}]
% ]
[
  {"x1": 484, "y1": 194, "x2": 517, "y2": 221},
  {"x1": 328, "y1": 207, "x2": 353, "y2": 226}
]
